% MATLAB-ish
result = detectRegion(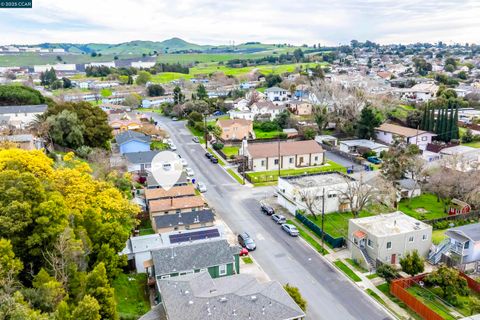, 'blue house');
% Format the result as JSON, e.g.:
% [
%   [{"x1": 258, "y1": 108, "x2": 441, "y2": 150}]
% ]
[{"x1": 116, "y1": 130, "x2": 151, "y2": 155}]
